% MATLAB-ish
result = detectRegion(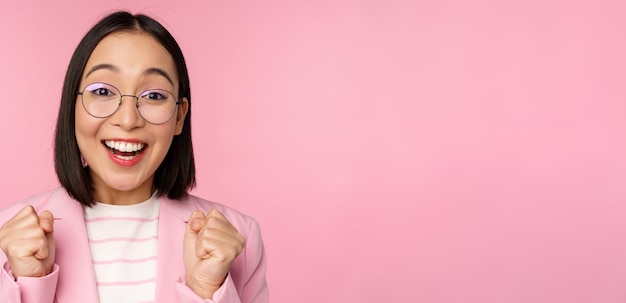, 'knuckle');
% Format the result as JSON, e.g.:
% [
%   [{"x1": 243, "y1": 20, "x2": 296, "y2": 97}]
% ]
[
  {"x1": 199, "y1": 236, "x2": 211, "y2": 246},
  {"x1": 229, "y1": 246, "x2": 241, "y2": 259},
  {"x1": 25, "y1": 205, "x2": 36, "y2": 213},
  {"x1": 205, "y1": 216, "x2": 219, "y2": 227},
  {"x1": 200, "y1": 227, "x2": 213, "y2": 238},
  {"x1": 23, "y1": 214, "x2": 39, "y2": 226},
  {"x1": 34, "y1": 236, "x2": 47, "y2": 248},
  {"x1": 7, "y1": 244, "x2": 24, "y2": 257},
  {"x1": 237, "y1": 240, "x2": 245, "y2": 252},
  {"x1": 236, "y1": 233, "x2": 245, "y2": 244}
]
